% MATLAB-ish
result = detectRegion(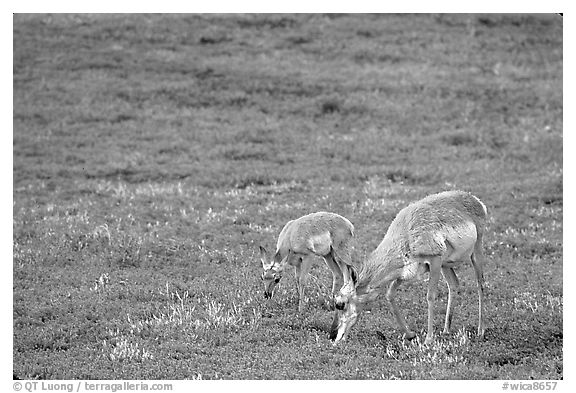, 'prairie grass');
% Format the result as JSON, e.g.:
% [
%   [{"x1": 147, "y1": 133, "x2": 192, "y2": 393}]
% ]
[{"x1": 13, "y1": 13, "x2": 562, "y2": 379}]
